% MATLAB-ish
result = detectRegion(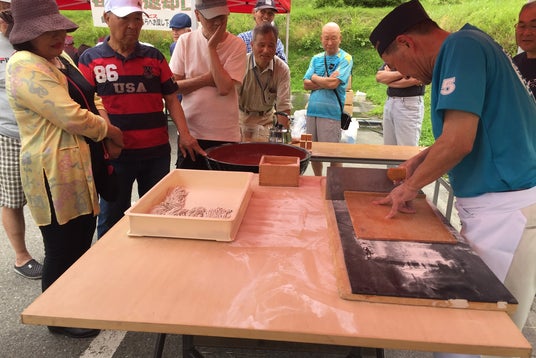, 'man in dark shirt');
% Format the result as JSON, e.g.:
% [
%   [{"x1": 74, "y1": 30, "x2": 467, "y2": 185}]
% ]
[
  {"x1": 513, "y1": 1, "x2": 536, "y2": 99},
  {"x1": 376, "y1": 63, "x2": 425, "y2": 146}
]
